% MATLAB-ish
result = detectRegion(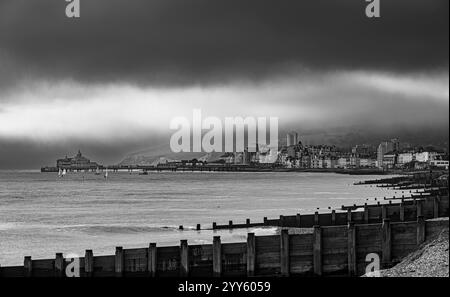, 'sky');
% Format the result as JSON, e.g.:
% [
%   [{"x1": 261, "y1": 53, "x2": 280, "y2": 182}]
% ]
[{"x1": 0, "y1": 0, "x2": 448, "y2": 169}]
